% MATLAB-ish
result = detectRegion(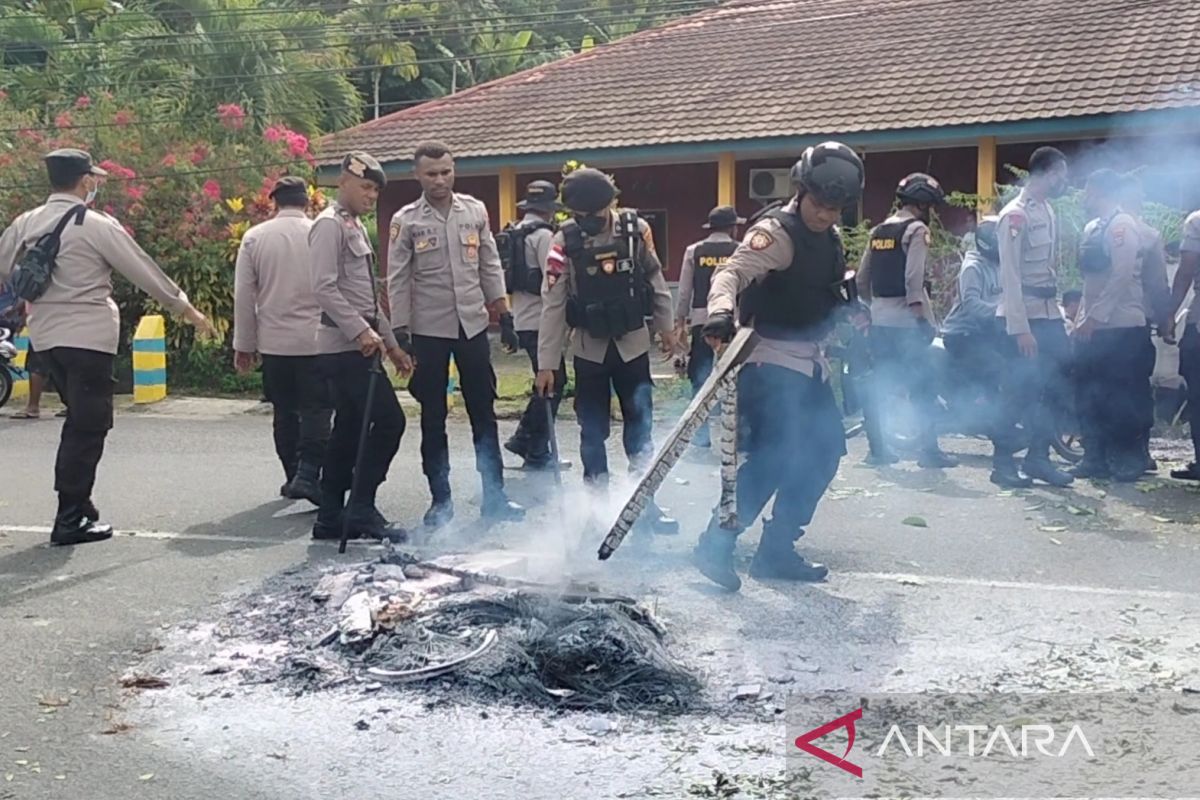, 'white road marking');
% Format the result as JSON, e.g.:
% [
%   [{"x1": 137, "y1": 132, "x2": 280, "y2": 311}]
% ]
[{"x1": 2, "y1": 524, "x2": 1195, "y2": 601}]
